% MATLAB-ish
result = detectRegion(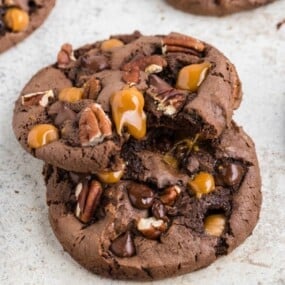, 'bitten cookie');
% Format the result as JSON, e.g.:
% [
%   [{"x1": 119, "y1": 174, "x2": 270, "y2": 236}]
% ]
[
  {"x1": 166, "y1": 0, "x2": 275, "y2": 16},
  {"x1": 13, "y1": 32, "x2": 242, "y2": 173},
  {"x1": 0, "y1": 0, "x2": 55, "y2": 53},
  {"x1": 45, "y1": 121, "x2": 261, "y2": 281}
]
